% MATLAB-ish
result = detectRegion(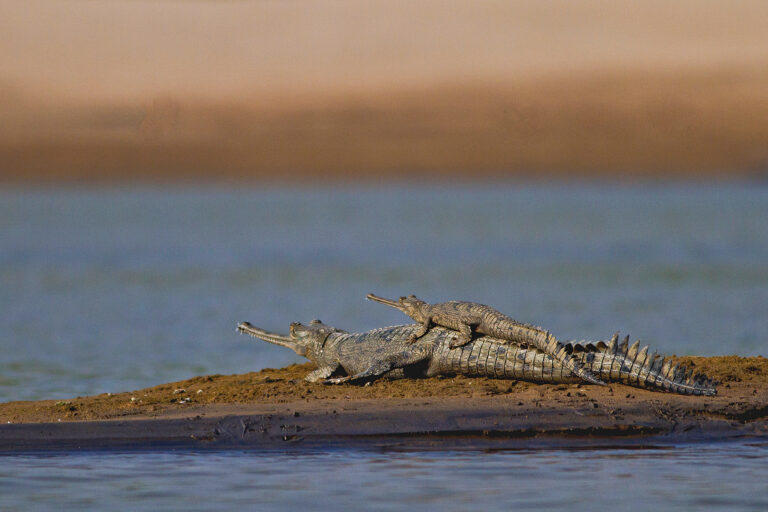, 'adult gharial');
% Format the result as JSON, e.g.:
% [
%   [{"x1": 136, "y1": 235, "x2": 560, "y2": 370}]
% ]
[{"x1": 236, "y1": 319, "x2": 717, "y2": 396}]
